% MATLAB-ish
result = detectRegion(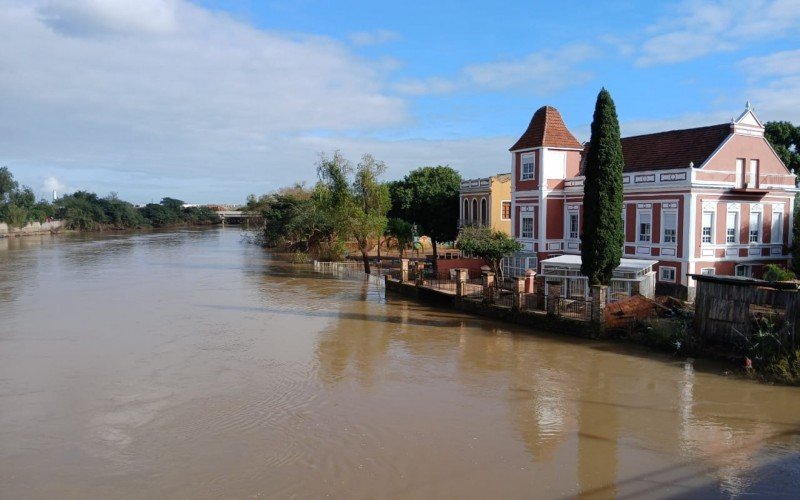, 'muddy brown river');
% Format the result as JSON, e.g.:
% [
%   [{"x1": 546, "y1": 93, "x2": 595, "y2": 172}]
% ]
[{"x1": 1, "y1": 228, "x2": 798, "y2": 499}]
